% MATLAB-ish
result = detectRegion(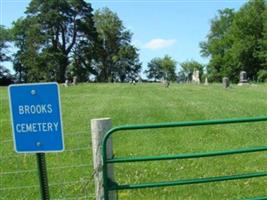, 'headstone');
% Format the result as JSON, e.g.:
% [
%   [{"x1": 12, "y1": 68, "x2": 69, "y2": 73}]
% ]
[
  {"x1": 162, "y1": 80, "x2": 170, "y2": 88},
  {"x1": 238, "y1": 71, "x2": 248, "y2": 86},
  {"x1": 192, "y1": 69, "x2": 200, "y2": 84},
  {"x1": 222, "y1": 77, "x2": 230, "y2": 88},
  {"x1": 64, "y1": 80, "x2": 70, "y2": 87},
  {"x1": 72, "y1": 76, "x2": 77, "y2": 85},
  {"x1": 129, "y1": 80, "x2": 136, "y2": 85},
  {"x1": 204, "y1": 77, "x2": 208, "y2": 85}
]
